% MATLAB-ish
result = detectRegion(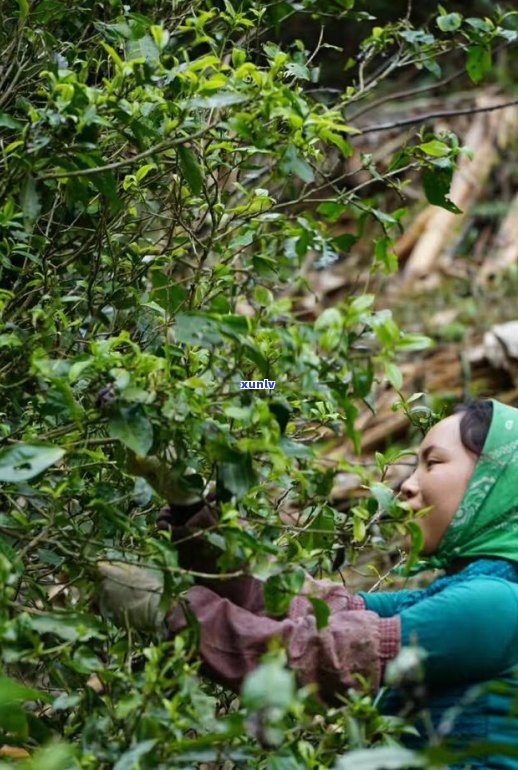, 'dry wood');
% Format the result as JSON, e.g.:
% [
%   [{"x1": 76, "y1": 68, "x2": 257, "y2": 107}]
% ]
[
  {"x1": 321, "y1": 339, "x2": 517, "y2": 472},
  {"x1": 482, "y1": 321, "x2": 518, "y2": 385},
  {"x1": 360, "y1": 410, "x2": 410, "y2": 452},
  {"x1": 0, "y1": 747, "x2": 31, "y2": 759},
  {"x1": 394, "y1": 206, "x2": 433, "y2": 263},
  {"x1": 478, "y1": 193, "x2": 518, "y2": 284},
  {"x1": 402, "y1": 96, "x2": 518, "y2": 287}
]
